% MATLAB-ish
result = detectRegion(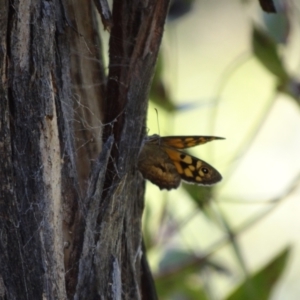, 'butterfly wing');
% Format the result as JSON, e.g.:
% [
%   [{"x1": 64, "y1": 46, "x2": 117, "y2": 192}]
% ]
[
  {"x1": 163, "y1": 147, "x2": 222, "y2": 185},
  {"x1": 160, "y1": 136, "x2": 225, "y2": 149},
  {"x1": 138, "y1": 142, "x2": 181, "y2": 190}
]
